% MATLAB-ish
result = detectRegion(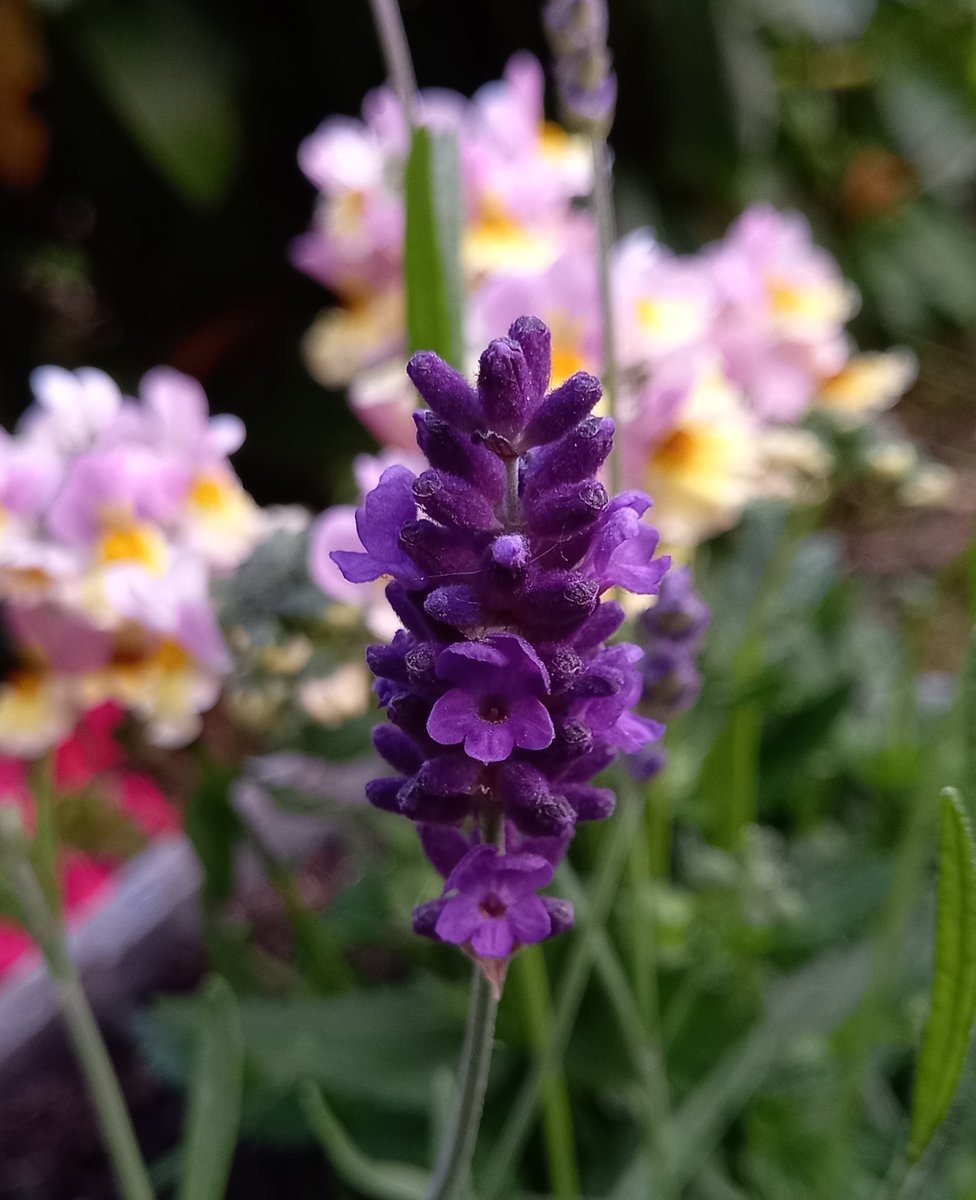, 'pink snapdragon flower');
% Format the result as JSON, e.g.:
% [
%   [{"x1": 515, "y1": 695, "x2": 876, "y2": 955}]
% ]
[{"x1": 0, "y1": 366, "x2": 261, "y2": 754}]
